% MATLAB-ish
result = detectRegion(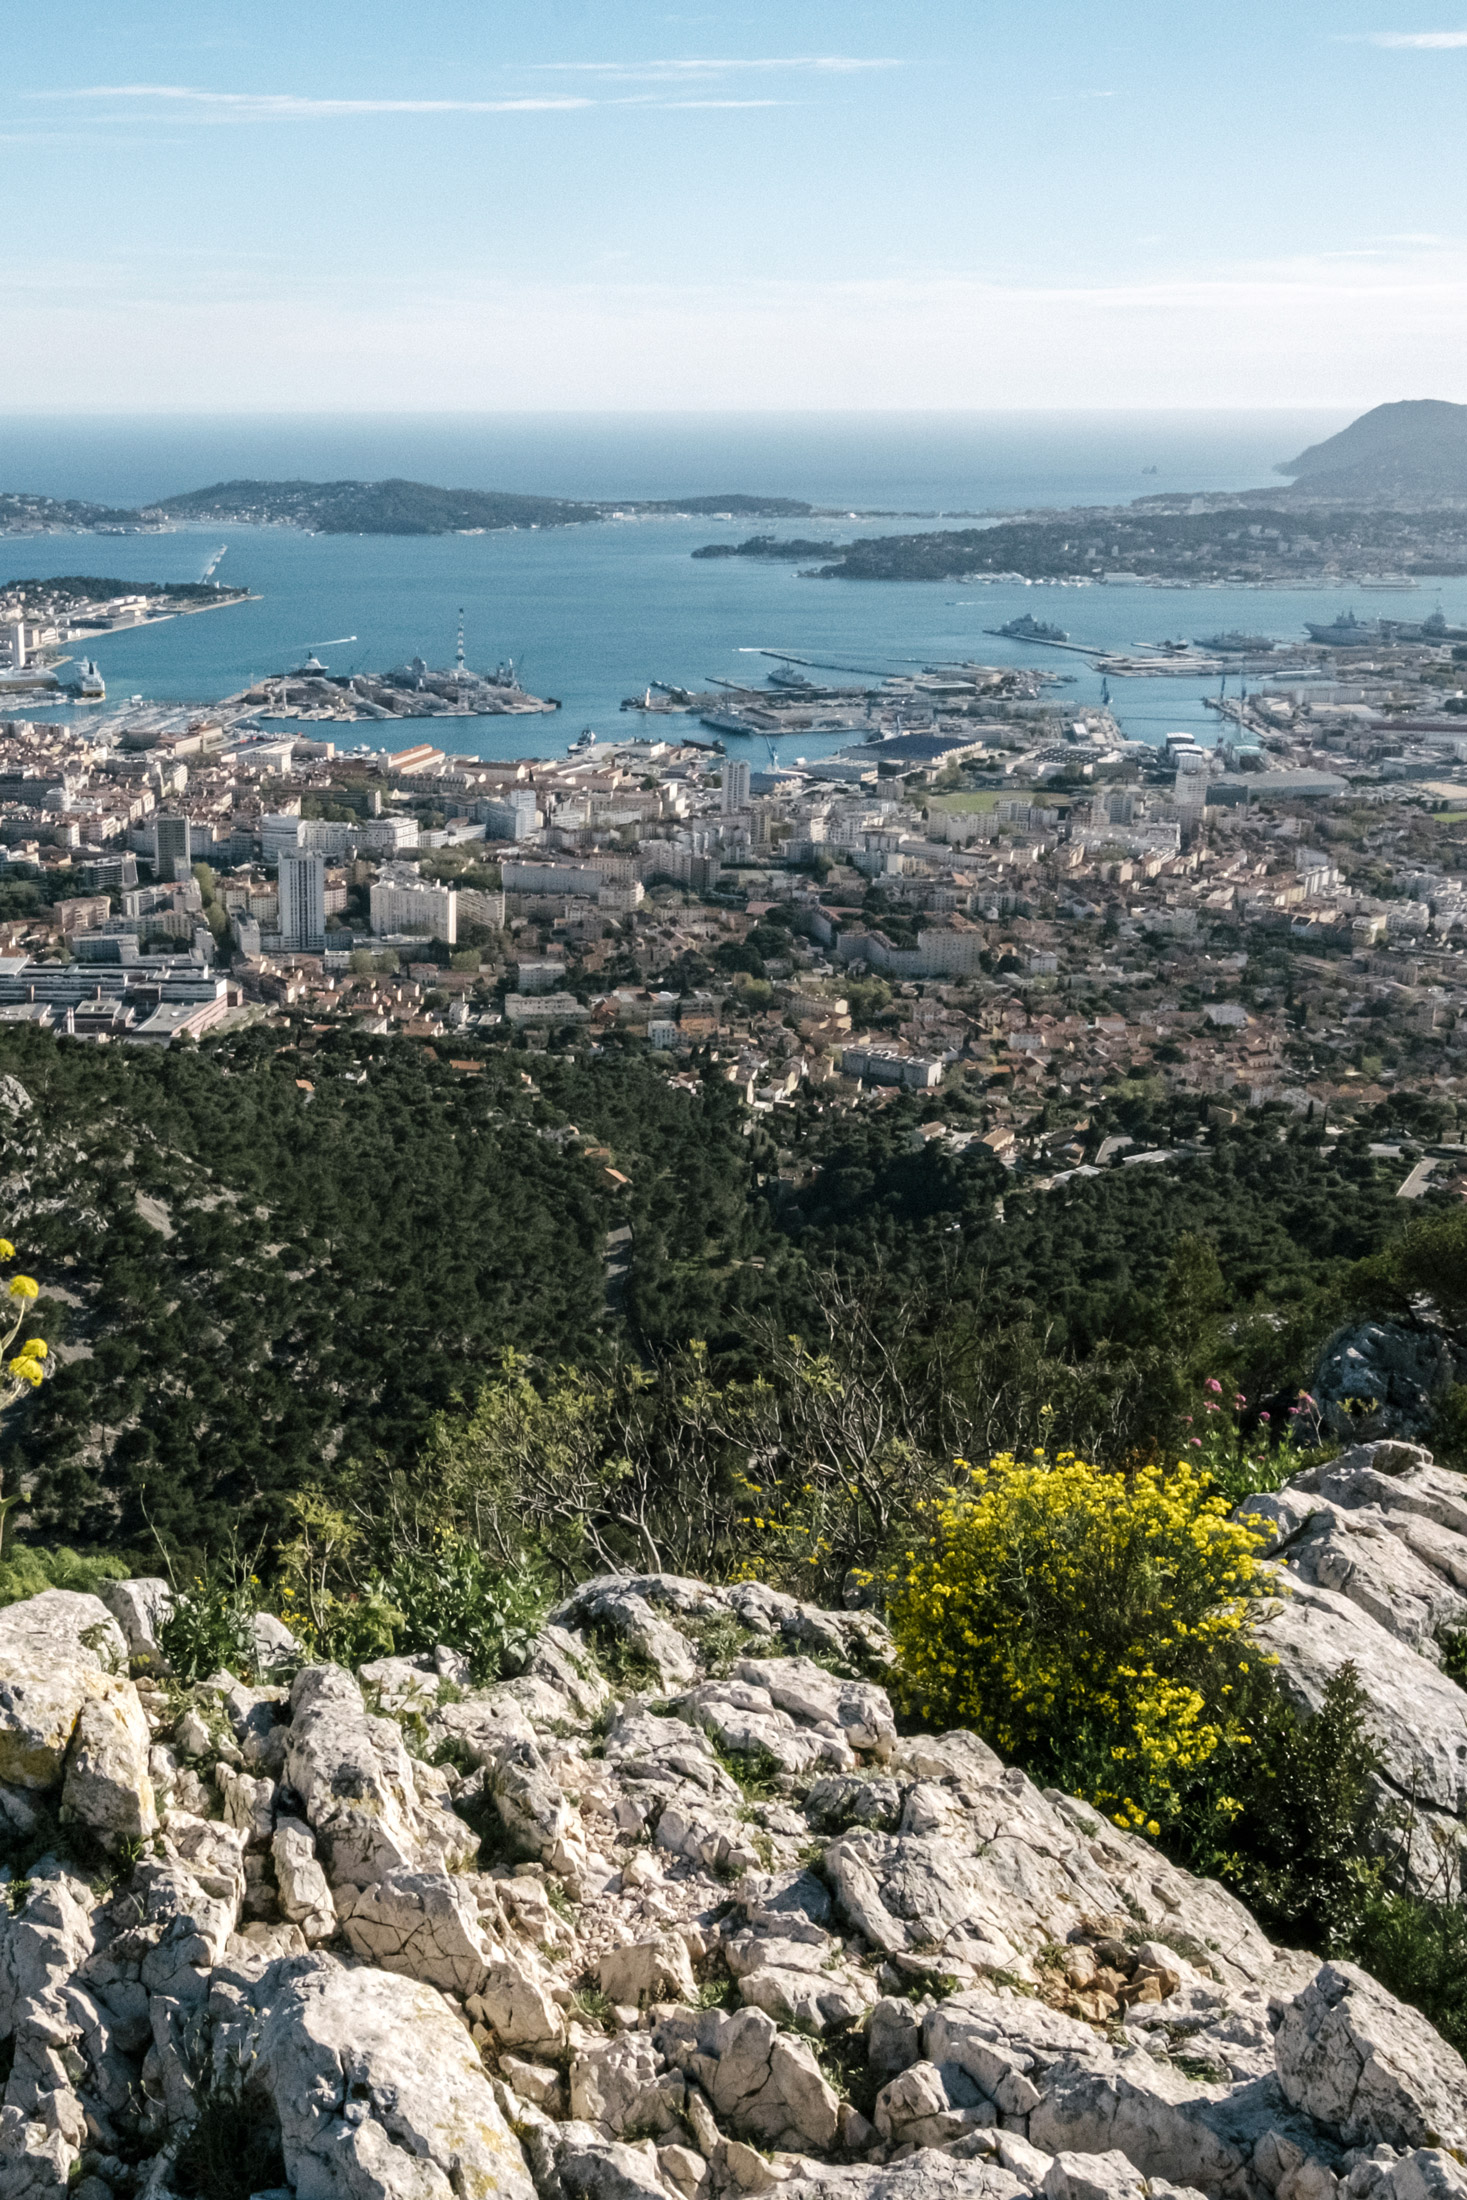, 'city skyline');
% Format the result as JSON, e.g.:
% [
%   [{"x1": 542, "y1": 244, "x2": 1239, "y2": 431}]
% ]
[{"x1": 8, "y1": 0, "x2": 1467, "y2": 413}]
